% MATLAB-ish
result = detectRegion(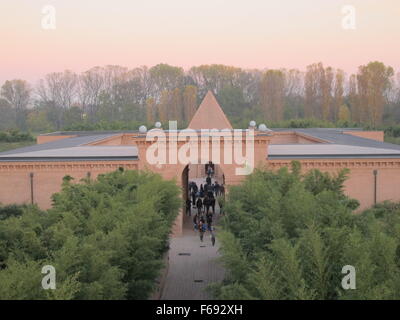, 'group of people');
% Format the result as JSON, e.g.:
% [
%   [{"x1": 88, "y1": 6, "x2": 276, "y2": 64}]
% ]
[
  {"x1": 185, "y1": 169, "x2": 226, "y2": 245},
  {"x1": 186, "y1": 181, "x2": 224, "y2": 217}
]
